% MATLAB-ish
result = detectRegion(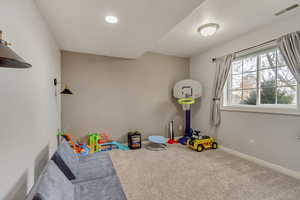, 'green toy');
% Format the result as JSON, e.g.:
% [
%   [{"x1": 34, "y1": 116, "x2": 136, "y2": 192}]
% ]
[{"x1": 88, "y1": 133, "x2": 100, "y2": 153}]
